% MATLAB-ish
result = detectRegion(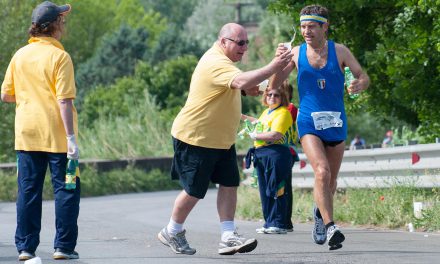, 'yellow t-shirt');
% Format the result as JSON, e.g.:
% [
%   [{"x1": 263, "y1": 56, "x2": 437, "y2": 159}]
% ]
[
  {"x1": 1, "y1": 37, "x2": 78, "y2": 152},
  {"x1": 171, "y1": 43, "x2": 242, "y2": 149},
  {"x1": 254, "y1": 106, "x2": 293, "y2": 148}
]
